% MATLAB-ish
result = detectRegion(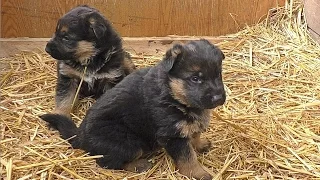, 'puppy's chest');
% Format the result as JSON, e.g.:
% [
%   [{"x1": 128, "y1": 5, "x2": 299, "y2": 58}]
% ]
[
  {"x1": 59, "y1": 63, "x2": 122, "y2": 85},
  {"x1": 175, "y1": 110, "x2": 211, "y2": 138}
]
